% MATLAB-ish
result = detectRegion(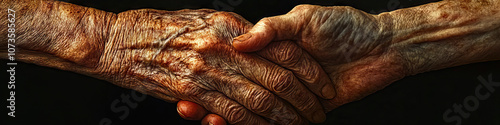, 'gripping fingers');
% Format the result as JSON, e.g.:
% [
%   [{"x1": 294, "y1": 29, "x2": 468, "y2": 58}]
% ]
[
  {"x1": 232, "y1": 14, "x2": 299, "y2": 52},
  {"x1": 202, "y1": 114, "x2": 227, "y2": 125},
  {"x1": 176, "y1": 101, "x2": 227, "y2": 124},
  {"x1": 177, "y1": 100, "x2": 208, "y2": 120},
  {"x1": 191, "y1": 91, "x2": 269, "y2": 125},
  {"x1": 237, "y1": 54, "x2": 326, "y2": 123},
  {"x1": 232, "y1": 4, "x2": 321, "y2": 52},
  {"x1": 257, "y1": 41, "x2": 336, "y2": 99},
  {"x1": 206, "y1": 72, "x2": 307, "y2": 125}
]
